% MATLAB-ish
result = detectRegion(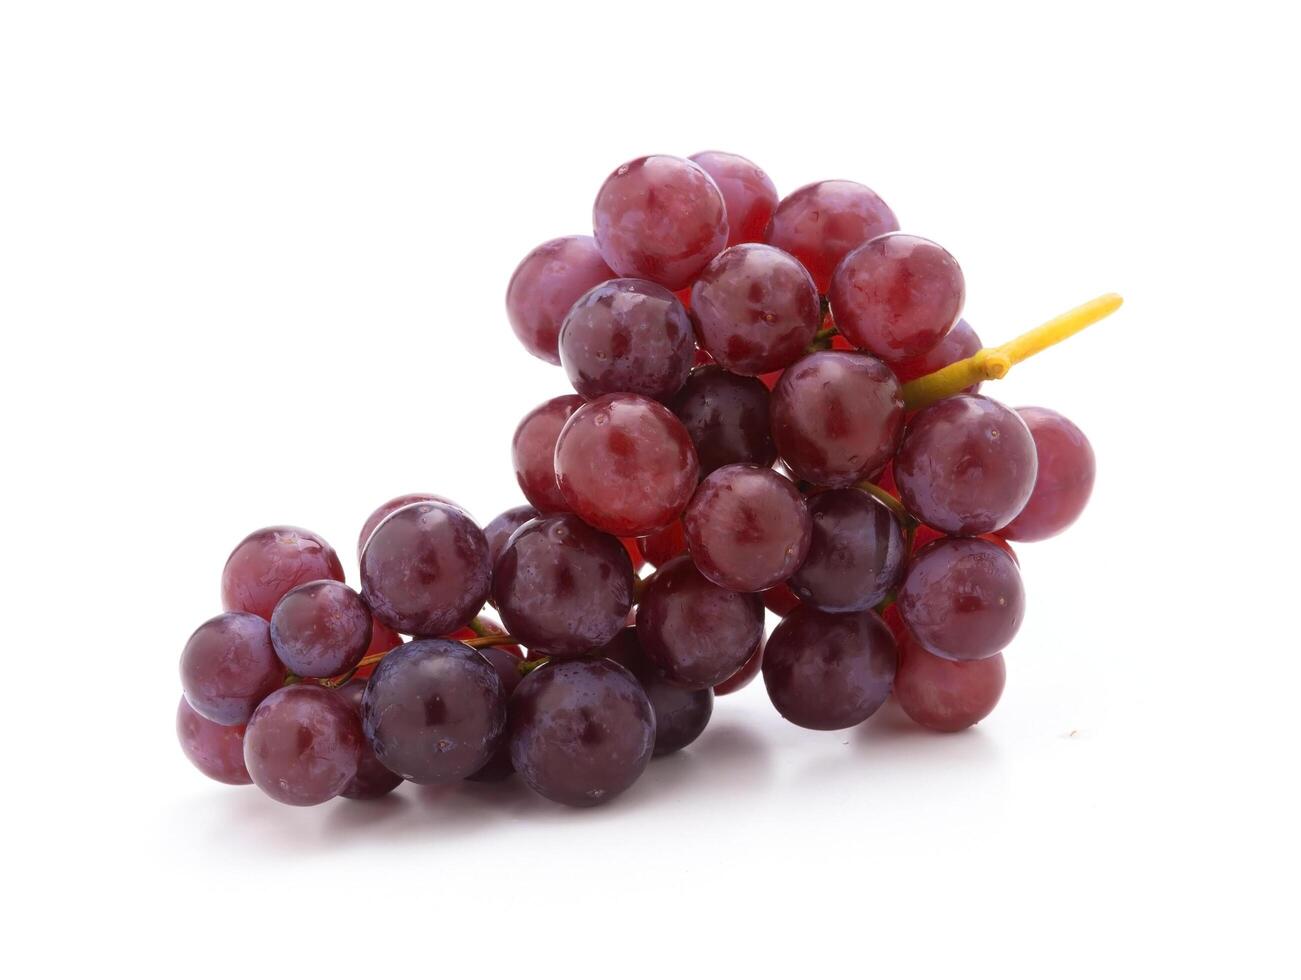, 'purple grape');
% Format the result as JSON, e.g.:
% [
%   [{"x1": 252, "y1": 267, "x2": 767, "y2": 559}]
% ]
[
  {"x1": 668, "y1": 365, "x2": 775, "y2": 476},
  {"x1": 337, "y1": 679, "x2": 404, "y2": 799},
  {"x1": 714, "y1": 635, "x2": 764, "y2": 696},
  {"x1": 506, "y1": 235, "x2": 614, "y2": 364},
  {"x1": 483, "y1": 504, "x2": 540, "y2": 567},
  {"x1": 688, "y1": 151, "x2": 778, "y2": 246},
  {"x1": 492, "y1": 513, "x2": 633, "y2": 656},
  {"x1": 762, "y1": 606, "x2": 897, "y2": 730},
  {"x1": 359, "y1": 500, "x2": 491, "y2": 636},
  {"x1": 509, "y1": 659, "x2": 655, "y2": 807},
  {"x1": 894, "y1": 631, "x2": 1006, "y2": 732},
  {"x1": 788, "y1": 488, "x2": 907, "y2": 612},
  {"x1": 689, "y1": 244, "x2": 821, "y2": 376},
  {"x1": 269, "y1": 580, "x2": 372, "y2": 678},
  {"x1": 769, "y1": 350, "x2": 904, "y2": 487},
  {"x1": 764, "y1": 180, "x2": 899, "y2": 293},
  {"x1": 897, "y1": 537, "x2": 1024, "y2": 661},
  {"x1": 559, "y1": 278, "x2": 694, "y2": 402},
  {"x1": 180, "y1": 612, "x2": 284, "y2": 726},
  {"x1": 635, "y1": 555, "x2": 764, "y2": 689},
  {"x1": 683, "y1": 464, "x2": 811, "y2": 593},
  {"x1": 221, "y1": 526, "x2": 344, "y2": 621},
  {"x1": 361, "y1": 639, "x2": 507, "y2": 783},
  {"x1": 358, "y1": 493, "x2": 466, "y2": 561},
  {"x1": 465, "y1": 645, "x2": 526, "y2": 782},
  {"x1": 600, "y1": 629, "x2": 713, "y2": 756},
  {"x1": 999, "y1": 407, "x2": 1095, "y2": 542},
  {"x1": 894, "y1": 394, "x2": 1038, "y2": 536},
  {"x1": 176, "y1": 696, "x2": 251, "y2": 785},
  {"x1": 243, "y1": 685, "x2": 362, "y2": 806},
  {"x1": 512, "y1": 395, "x2": 585, "y2": 513}
]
